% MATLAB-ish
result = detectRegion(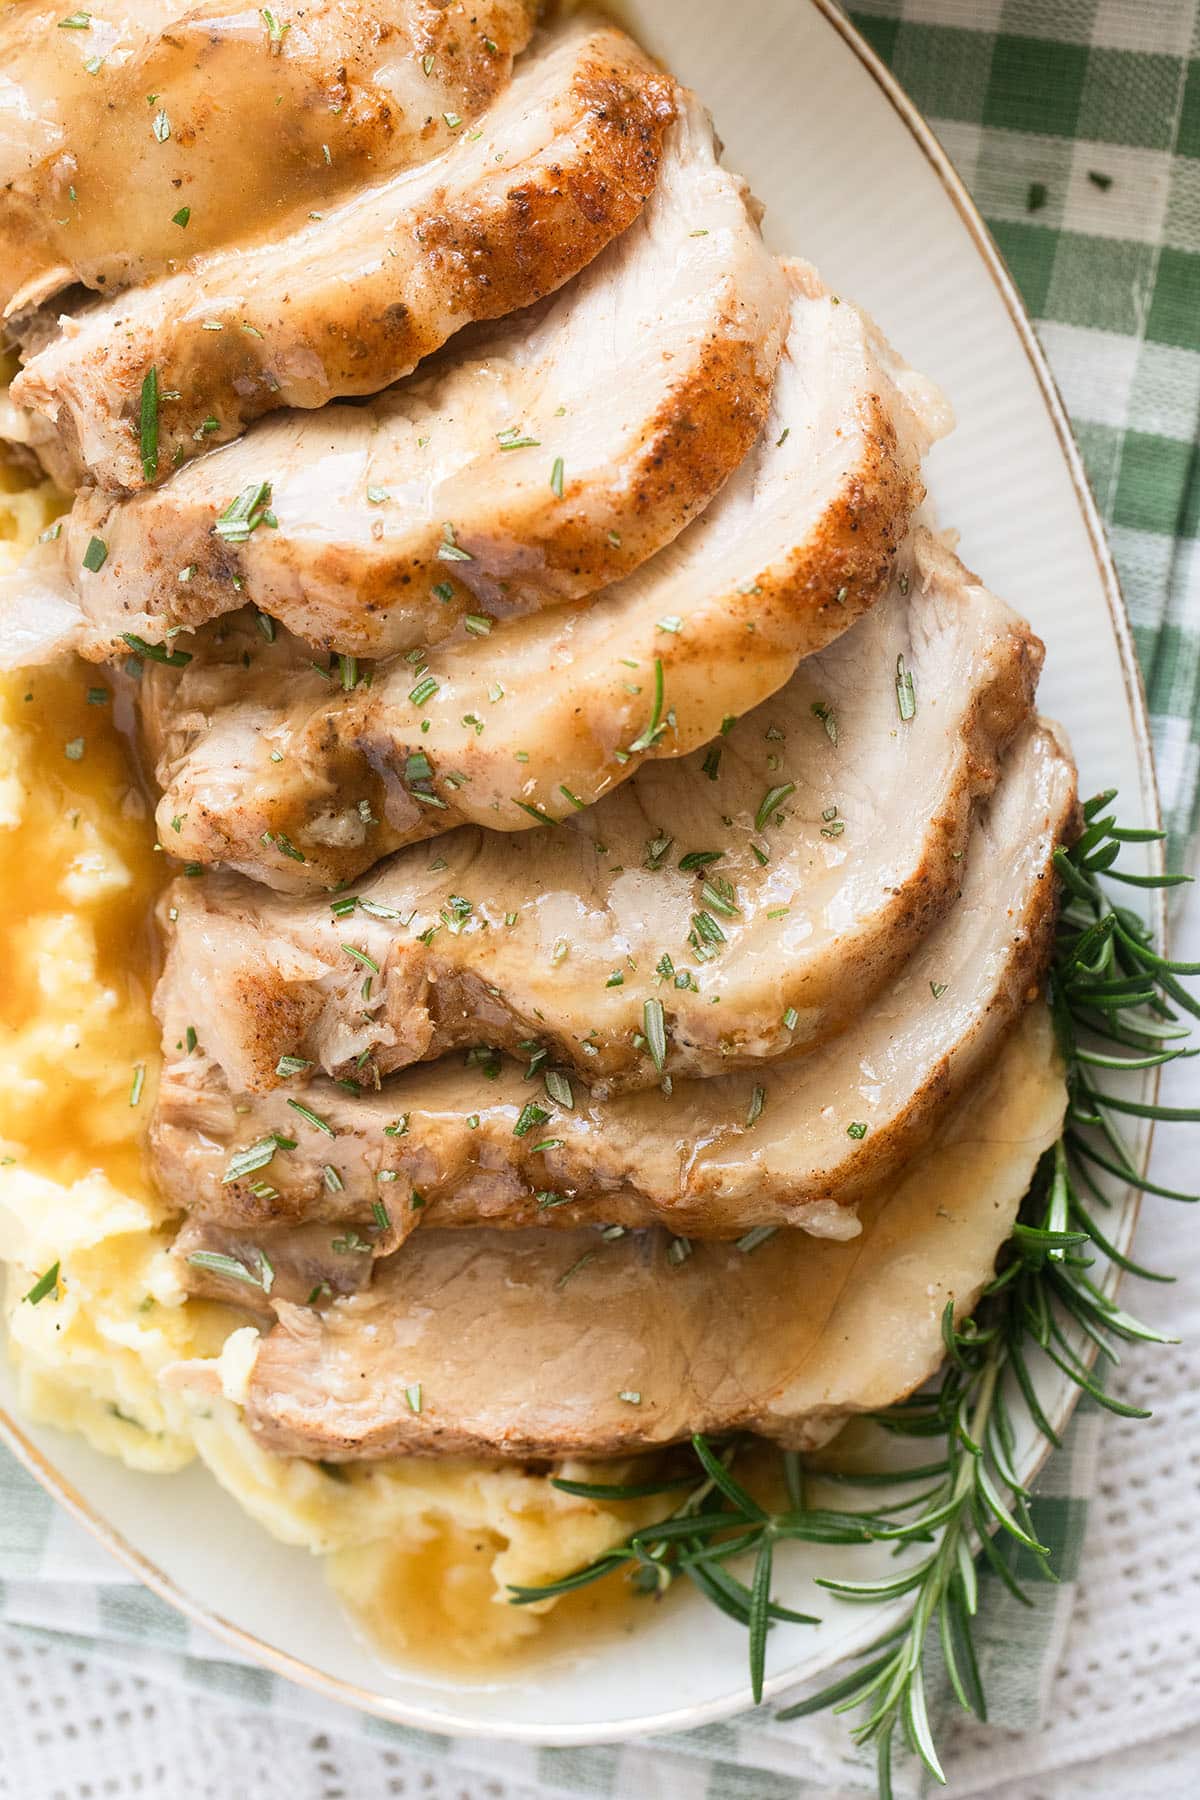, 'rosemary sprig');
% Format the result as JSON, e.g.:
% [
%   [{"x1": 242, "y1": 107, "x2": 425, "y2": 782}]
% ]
[
  {"x1": 510, "y1": 1438, "x2": 884, "y2": 1658},
  {"x1": 507, "y1": 796, "x2": 1196, "y2": 1794}
]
